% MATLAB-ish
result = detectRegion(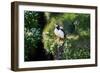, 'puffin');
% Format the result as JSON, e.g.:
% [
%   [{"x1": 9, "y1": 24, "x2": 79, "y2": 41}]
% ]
[{"x1": 54, "y1": 24, "x2": 65, "y2": 40}]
